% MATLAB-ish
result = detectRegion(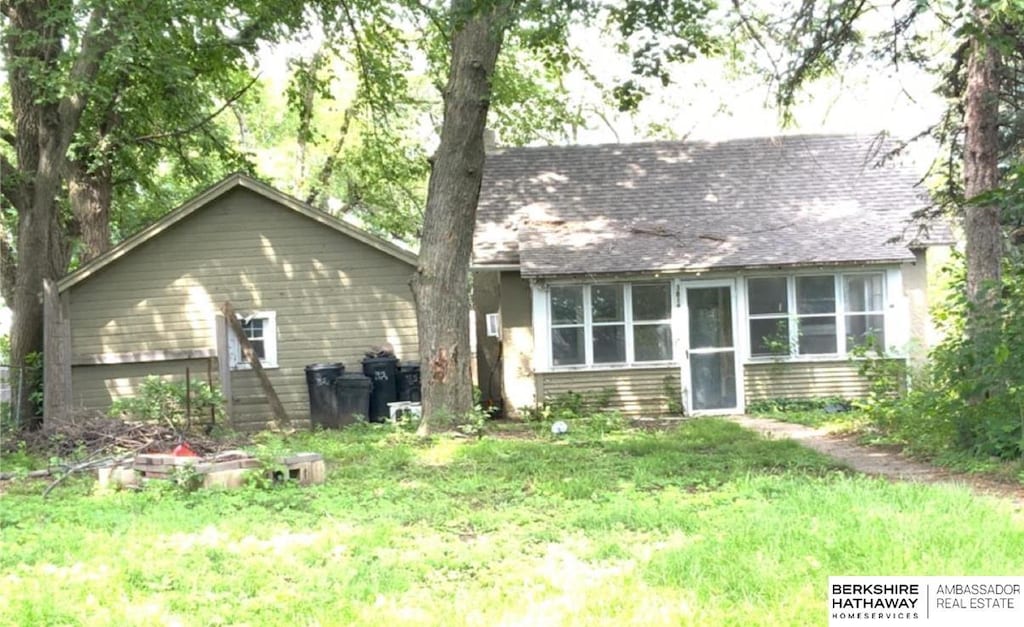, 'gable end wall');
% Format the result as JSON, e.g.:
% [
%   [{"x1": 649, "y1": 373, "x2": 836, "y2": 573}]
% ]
[{"x1": 68, "y1": 188, "x2": 418, "y2": 428}]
